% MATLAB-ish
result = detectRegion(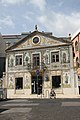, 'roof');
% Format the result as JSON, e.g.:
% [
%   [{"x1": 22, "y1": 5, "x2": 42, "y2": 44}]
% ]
[
  {"x1": 72, "y1": 29, "x2": 80, "y2": 40},
  {"x1": 5, "y1": 30, "x2": 72, "y2": 52}
]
